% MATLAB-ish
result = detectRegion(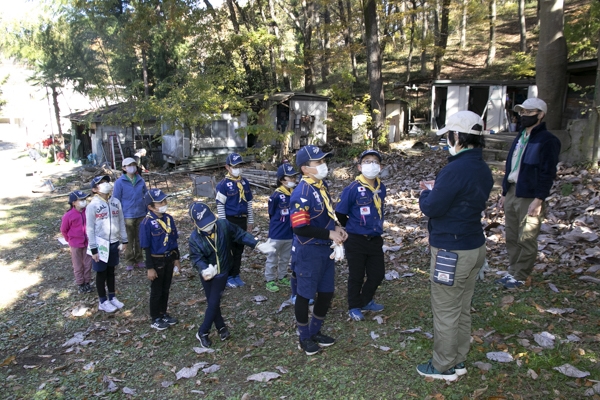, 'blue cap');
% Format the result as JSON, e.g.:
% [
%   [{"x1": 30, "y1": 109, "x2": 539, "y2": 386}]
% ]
[
  {"x1": 226, "y1": 153, "x2": 244, "y2": 166},
  {"x1": 90, "y1": 175, "x2": 110, "y2": 189},
  {"x1": 359, "y1": 149, "x2": 382, "y2": 162},
  {"x1": 189, "y1": 202, "x2": 217, "y2": 230},
  {"x1": 68, "y1": 190, "x2": 90, "y2": 204},
  {"x1": 295, "y1": 145, "x2": 332, "y2": 167},
  {"x1": 145, "y1": 188, "x2": 168, "y2": 206},
  {"x1": 277, "y1": 163, "x2": 299, "y2": 180}
]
